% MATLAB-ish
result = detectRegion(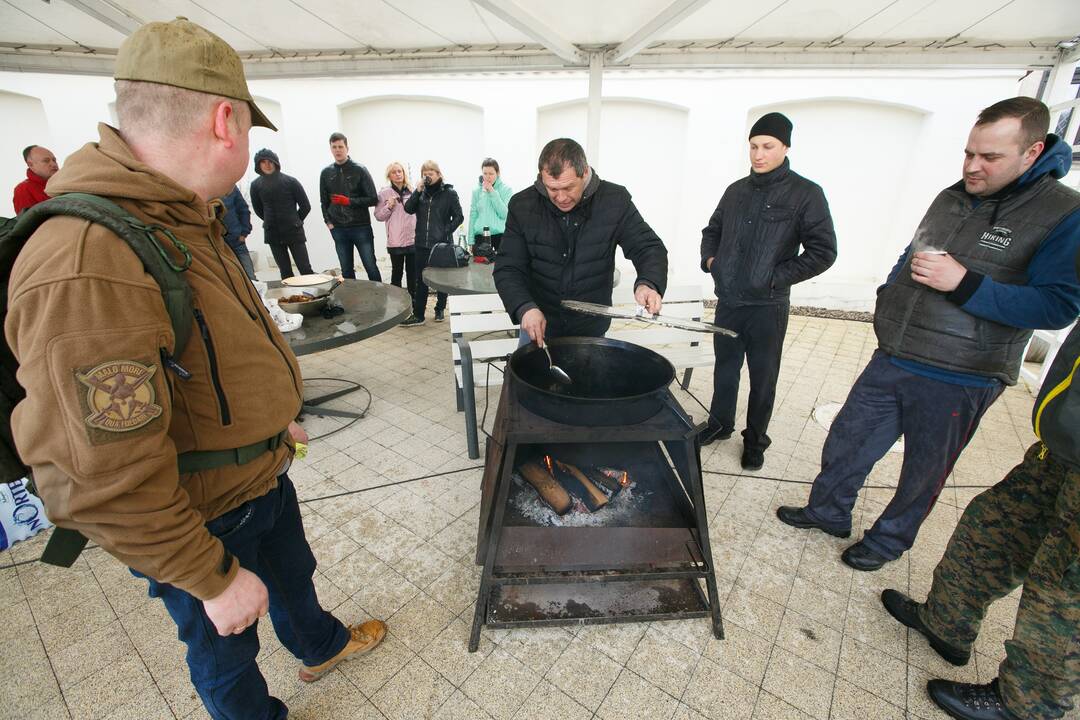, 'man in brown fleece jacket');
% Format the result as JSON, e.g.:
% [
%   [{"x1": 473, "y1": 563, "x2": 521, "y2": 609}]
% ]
[{"x1": 6, "y1": 19, "x2": 384, "y2": 720}]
